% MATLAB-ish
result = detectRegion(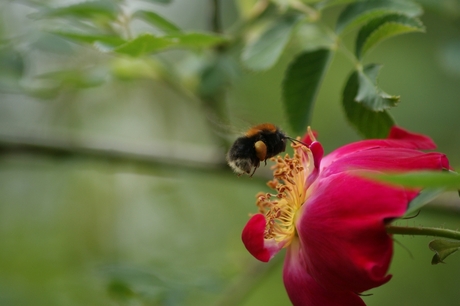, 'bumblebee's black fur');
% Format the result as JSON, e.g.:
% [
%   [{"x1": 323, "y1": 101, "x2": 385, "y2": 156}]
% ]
[{"x1": 226, "y1": 127, "x2": 287, "y2": 175}]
